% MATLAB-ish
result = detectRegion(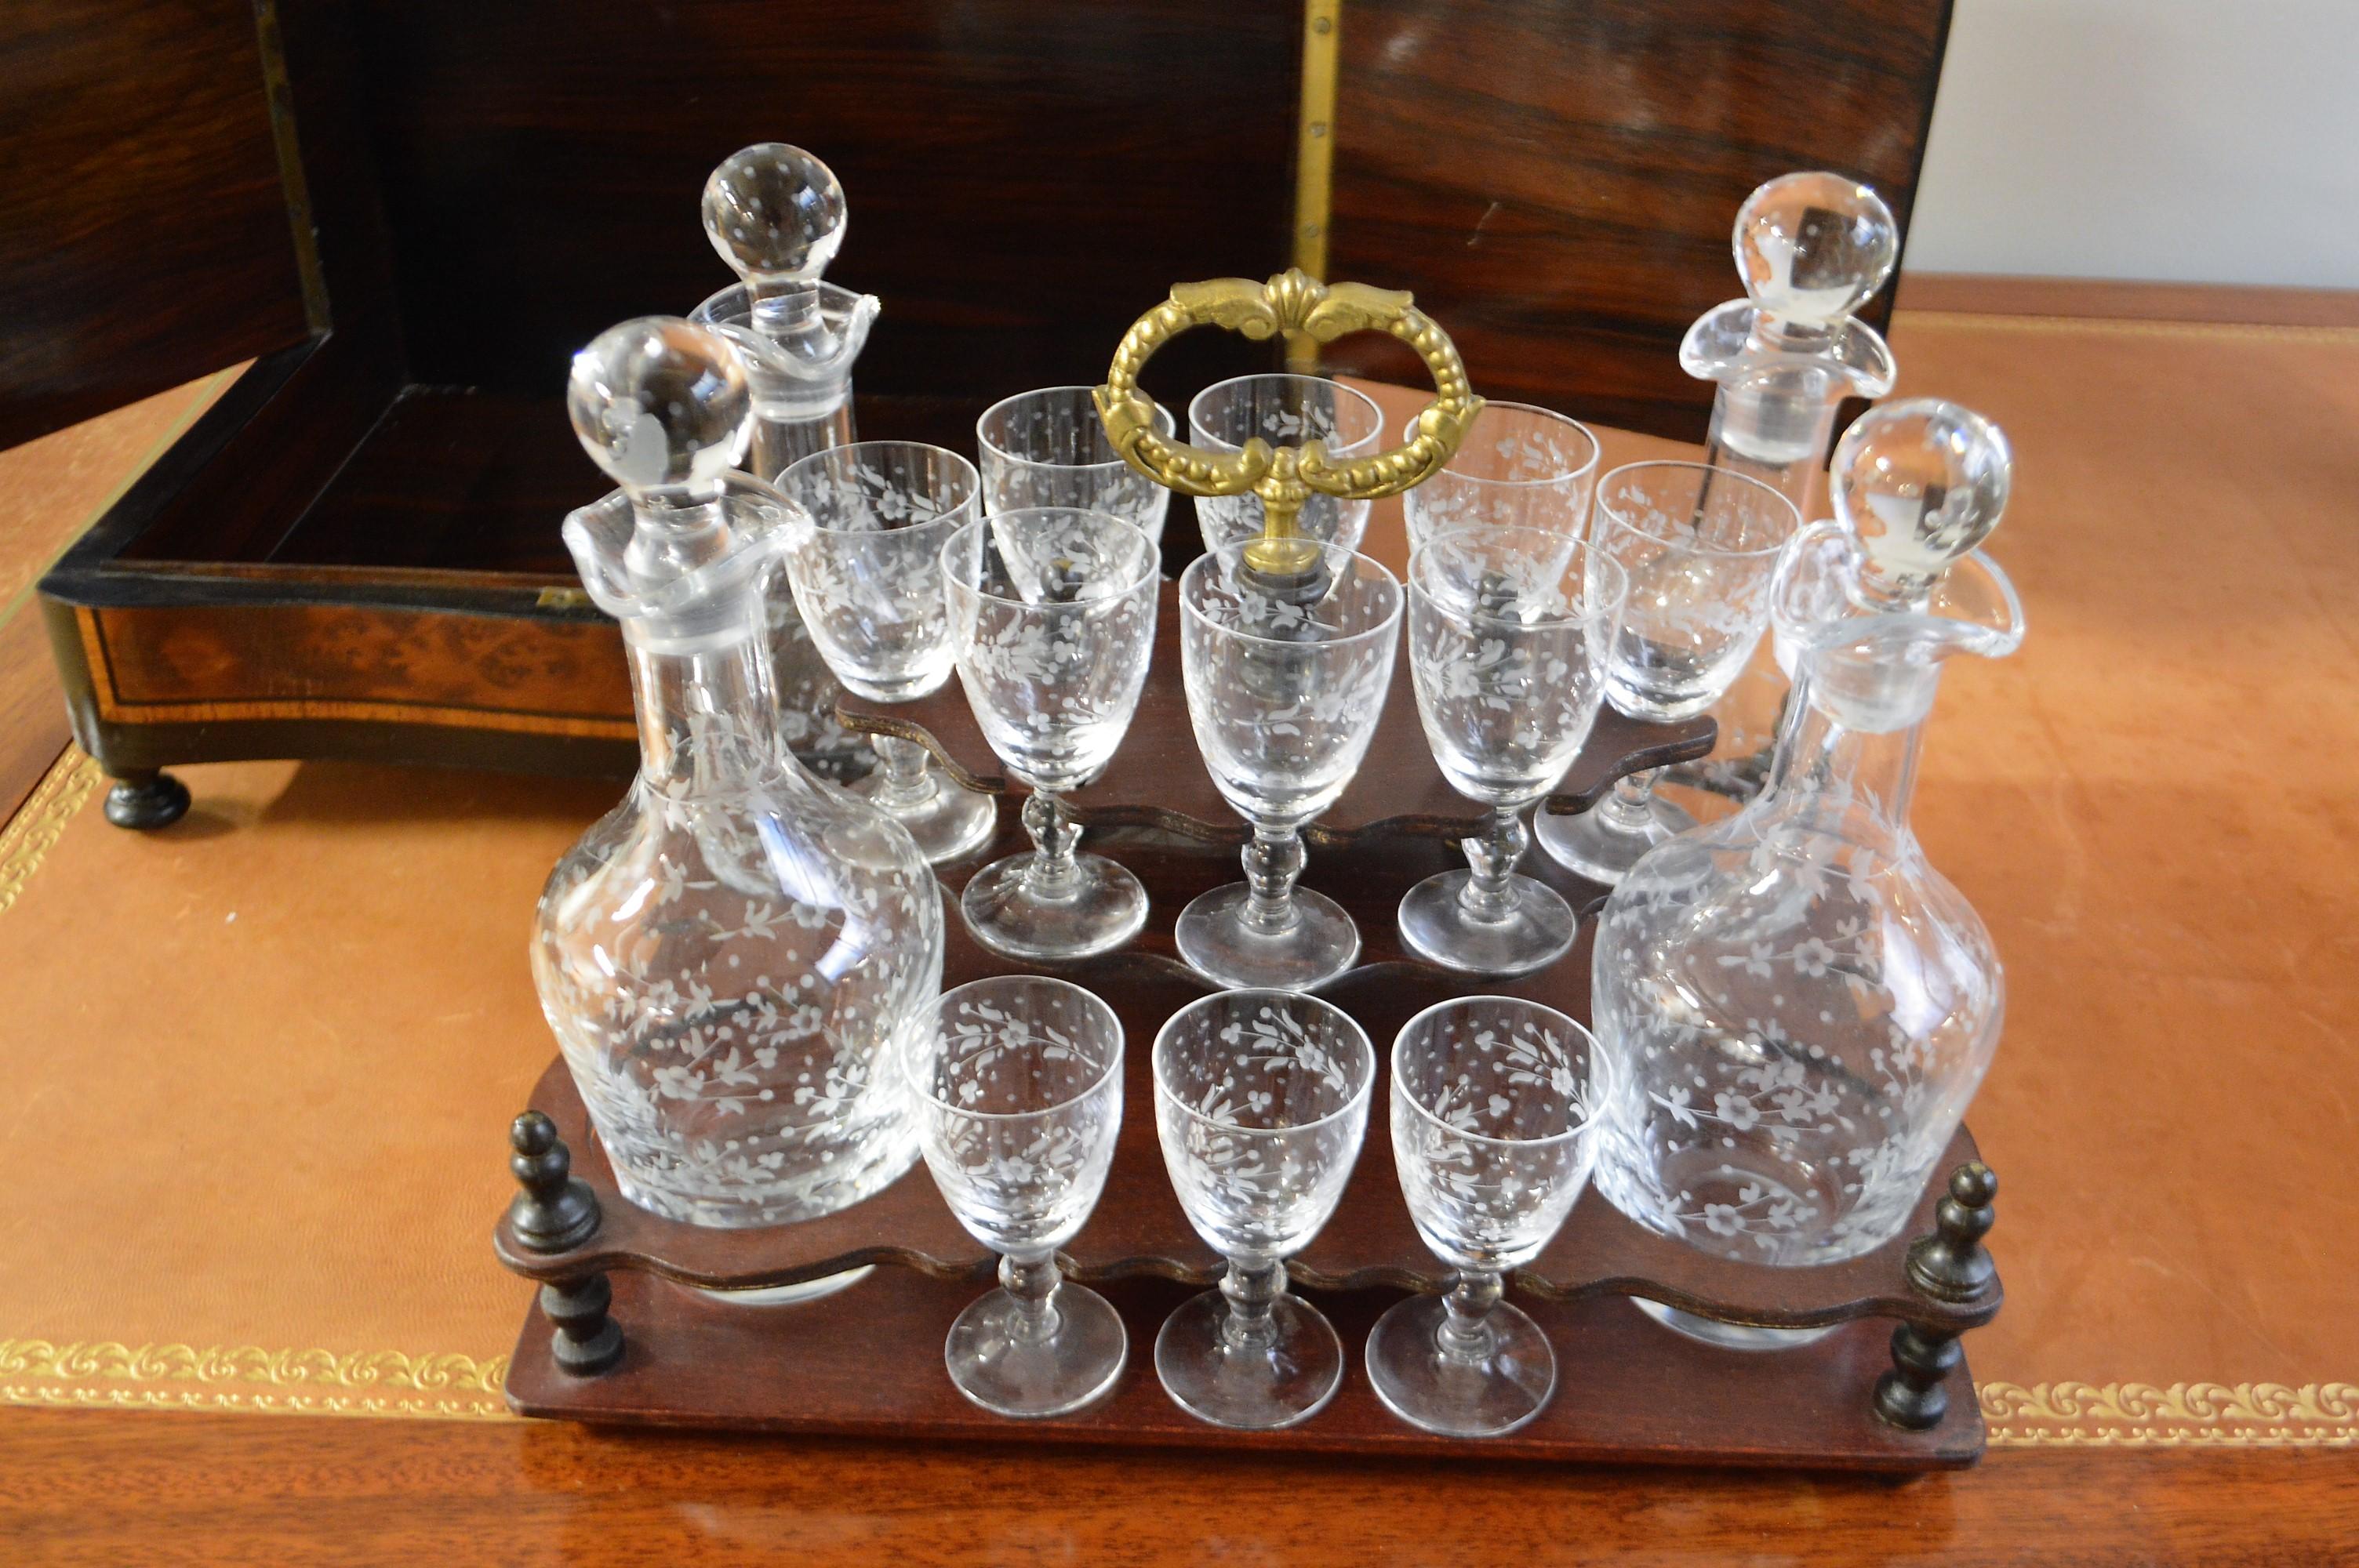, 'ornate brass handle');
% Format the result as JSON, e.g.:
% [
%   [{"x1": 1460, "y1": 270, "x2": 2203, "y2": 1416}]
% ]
[{"x1": 1093, "y1": 267, "x2": 1483, "y2": 579}]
